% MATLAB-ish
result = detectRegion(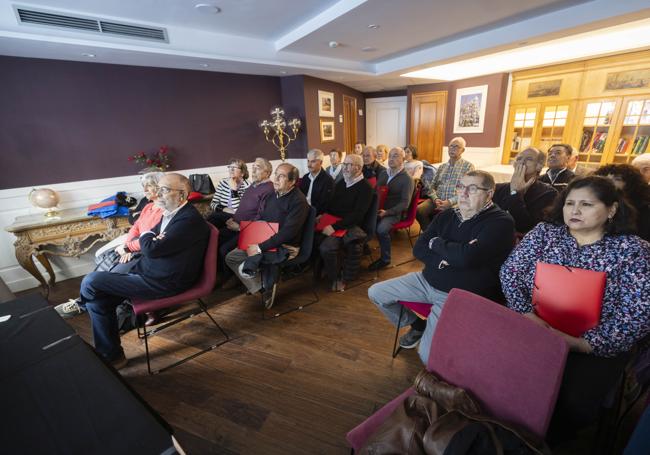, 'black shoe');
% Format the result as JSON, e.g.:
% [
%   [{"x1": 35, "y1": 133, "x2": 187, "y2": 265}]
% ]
[{"x1": 368, "y1": 259, "x2": 390, "y2": 271}]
